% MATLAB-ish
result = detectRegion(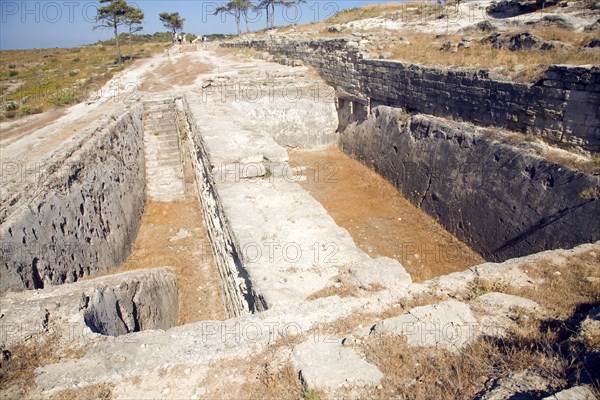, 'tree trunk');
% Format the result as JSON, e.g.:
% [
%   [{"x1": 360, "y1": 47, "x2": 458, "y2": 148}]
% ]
[
  {"x1": 244, "y1": 12, "x2": 249, "y2": 33},
  {"x1": 236, "y1": 14, "x2": 241, "y2": 35},
  {"x1": 128, "y1": 27, "x2": 133, "y2": 62},
  {"x1": 113, "y1": 19, "x2": 122, "y2": 64},
  {"x1": 265, "y1": 5, "x2": 270, "y2": 30},
  {"x1": 270, "y1": 2, "x2": 275, "y2": 28}
]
